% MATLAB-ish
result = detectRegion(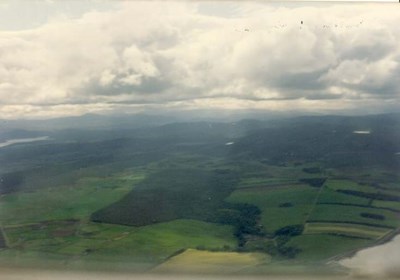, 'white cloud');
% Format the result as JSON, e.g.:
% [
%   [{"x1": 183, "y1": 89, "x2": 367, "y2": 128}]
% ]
[
  {"x1": 341, "y1": 235, "x2": 400, "y2": 278},
  {"x1": 0, "y1": 1, "x2": 399, "y2": 119}
]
